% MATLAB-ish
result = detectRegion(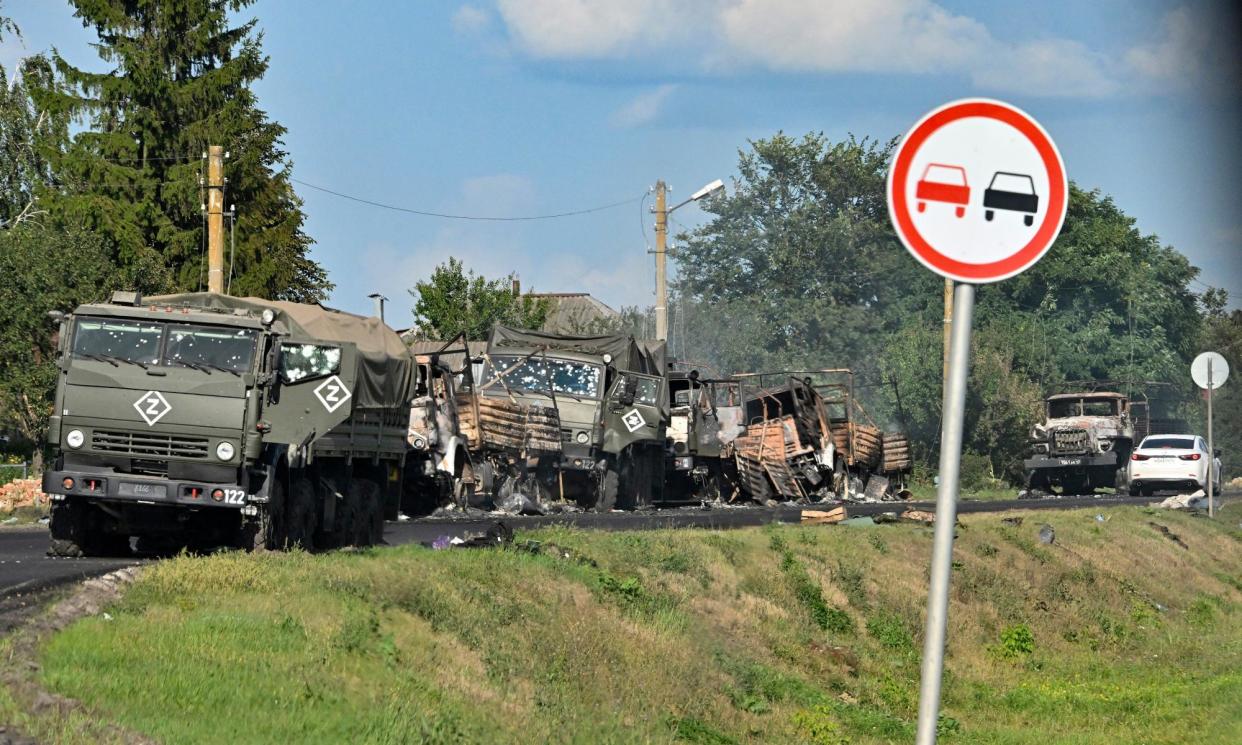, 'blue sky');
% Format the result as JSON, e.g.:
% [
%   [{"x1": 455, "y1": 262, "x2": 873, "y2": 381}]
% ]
[{"x1": 3, "y1": 0, "x2": 1240, "y2": 320}]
